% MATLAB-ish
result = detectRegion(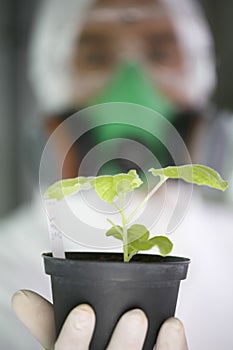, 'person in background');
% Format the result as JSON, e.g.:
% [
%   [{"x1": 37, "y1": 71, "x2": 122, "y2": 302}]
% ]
[
  {"x1": 0, "y1": 0, "x2": 233, "y2": 349},
  {"x1": 28, "y1": 0, "x2": 233, "y2": 183}
]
